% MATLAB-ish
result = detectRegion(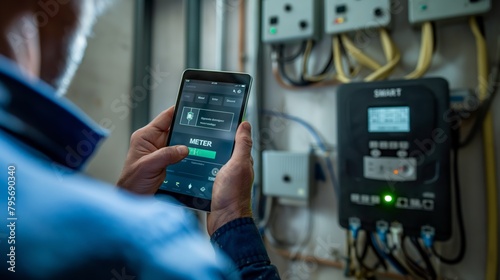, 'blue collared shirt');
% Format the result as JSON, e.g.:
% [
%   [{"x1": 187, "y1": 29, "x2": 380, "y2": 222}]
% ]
[{"x1": 0, "y1": 56, "x2": 279, "y2": 280}]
